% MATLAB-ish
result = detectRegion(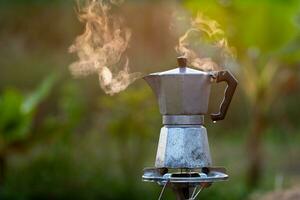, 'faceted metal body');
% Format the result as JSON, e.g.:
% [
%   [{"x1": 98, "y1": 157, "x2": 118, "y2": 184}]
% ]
[
  {"x1": 143, "y1": 59, "x2": 237, "y2": 169},
  {"x1": 155, "y1": 124, "x2": 212, "y2": 168},
  {"x1": 144, "y1": 68, "x2": 213, "y2": 115},
  {"x1": 144, "y1": 66, "x2": 214, "y2": 169}
]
